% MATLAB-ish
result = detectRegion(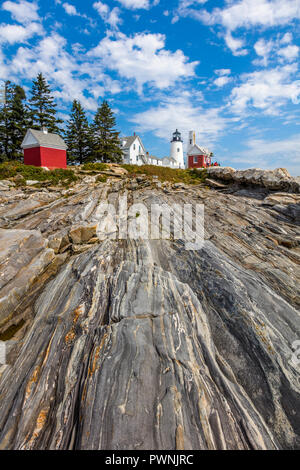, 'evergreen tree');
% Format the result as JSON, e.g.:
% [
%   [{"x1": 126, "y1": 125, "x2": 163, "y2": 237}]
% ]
[
  {"x1": 29, "y1": 73, "x2": 62, "y2": 133},
  {"x1": 91, "y1": 100, "x2": 122, "y2": 163},
  {"x1": 0, "y1": 81, "x2": 28, "y2": 161},
  {"x1": 65, "y1": 100, "x2": 92, "y2": 165},
  {"x1": 9, "y1": 85, "x2": 29, "y2": 160},
  {"x1": 0, "y1": 81, "x2": 13, "y2": 161}
]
